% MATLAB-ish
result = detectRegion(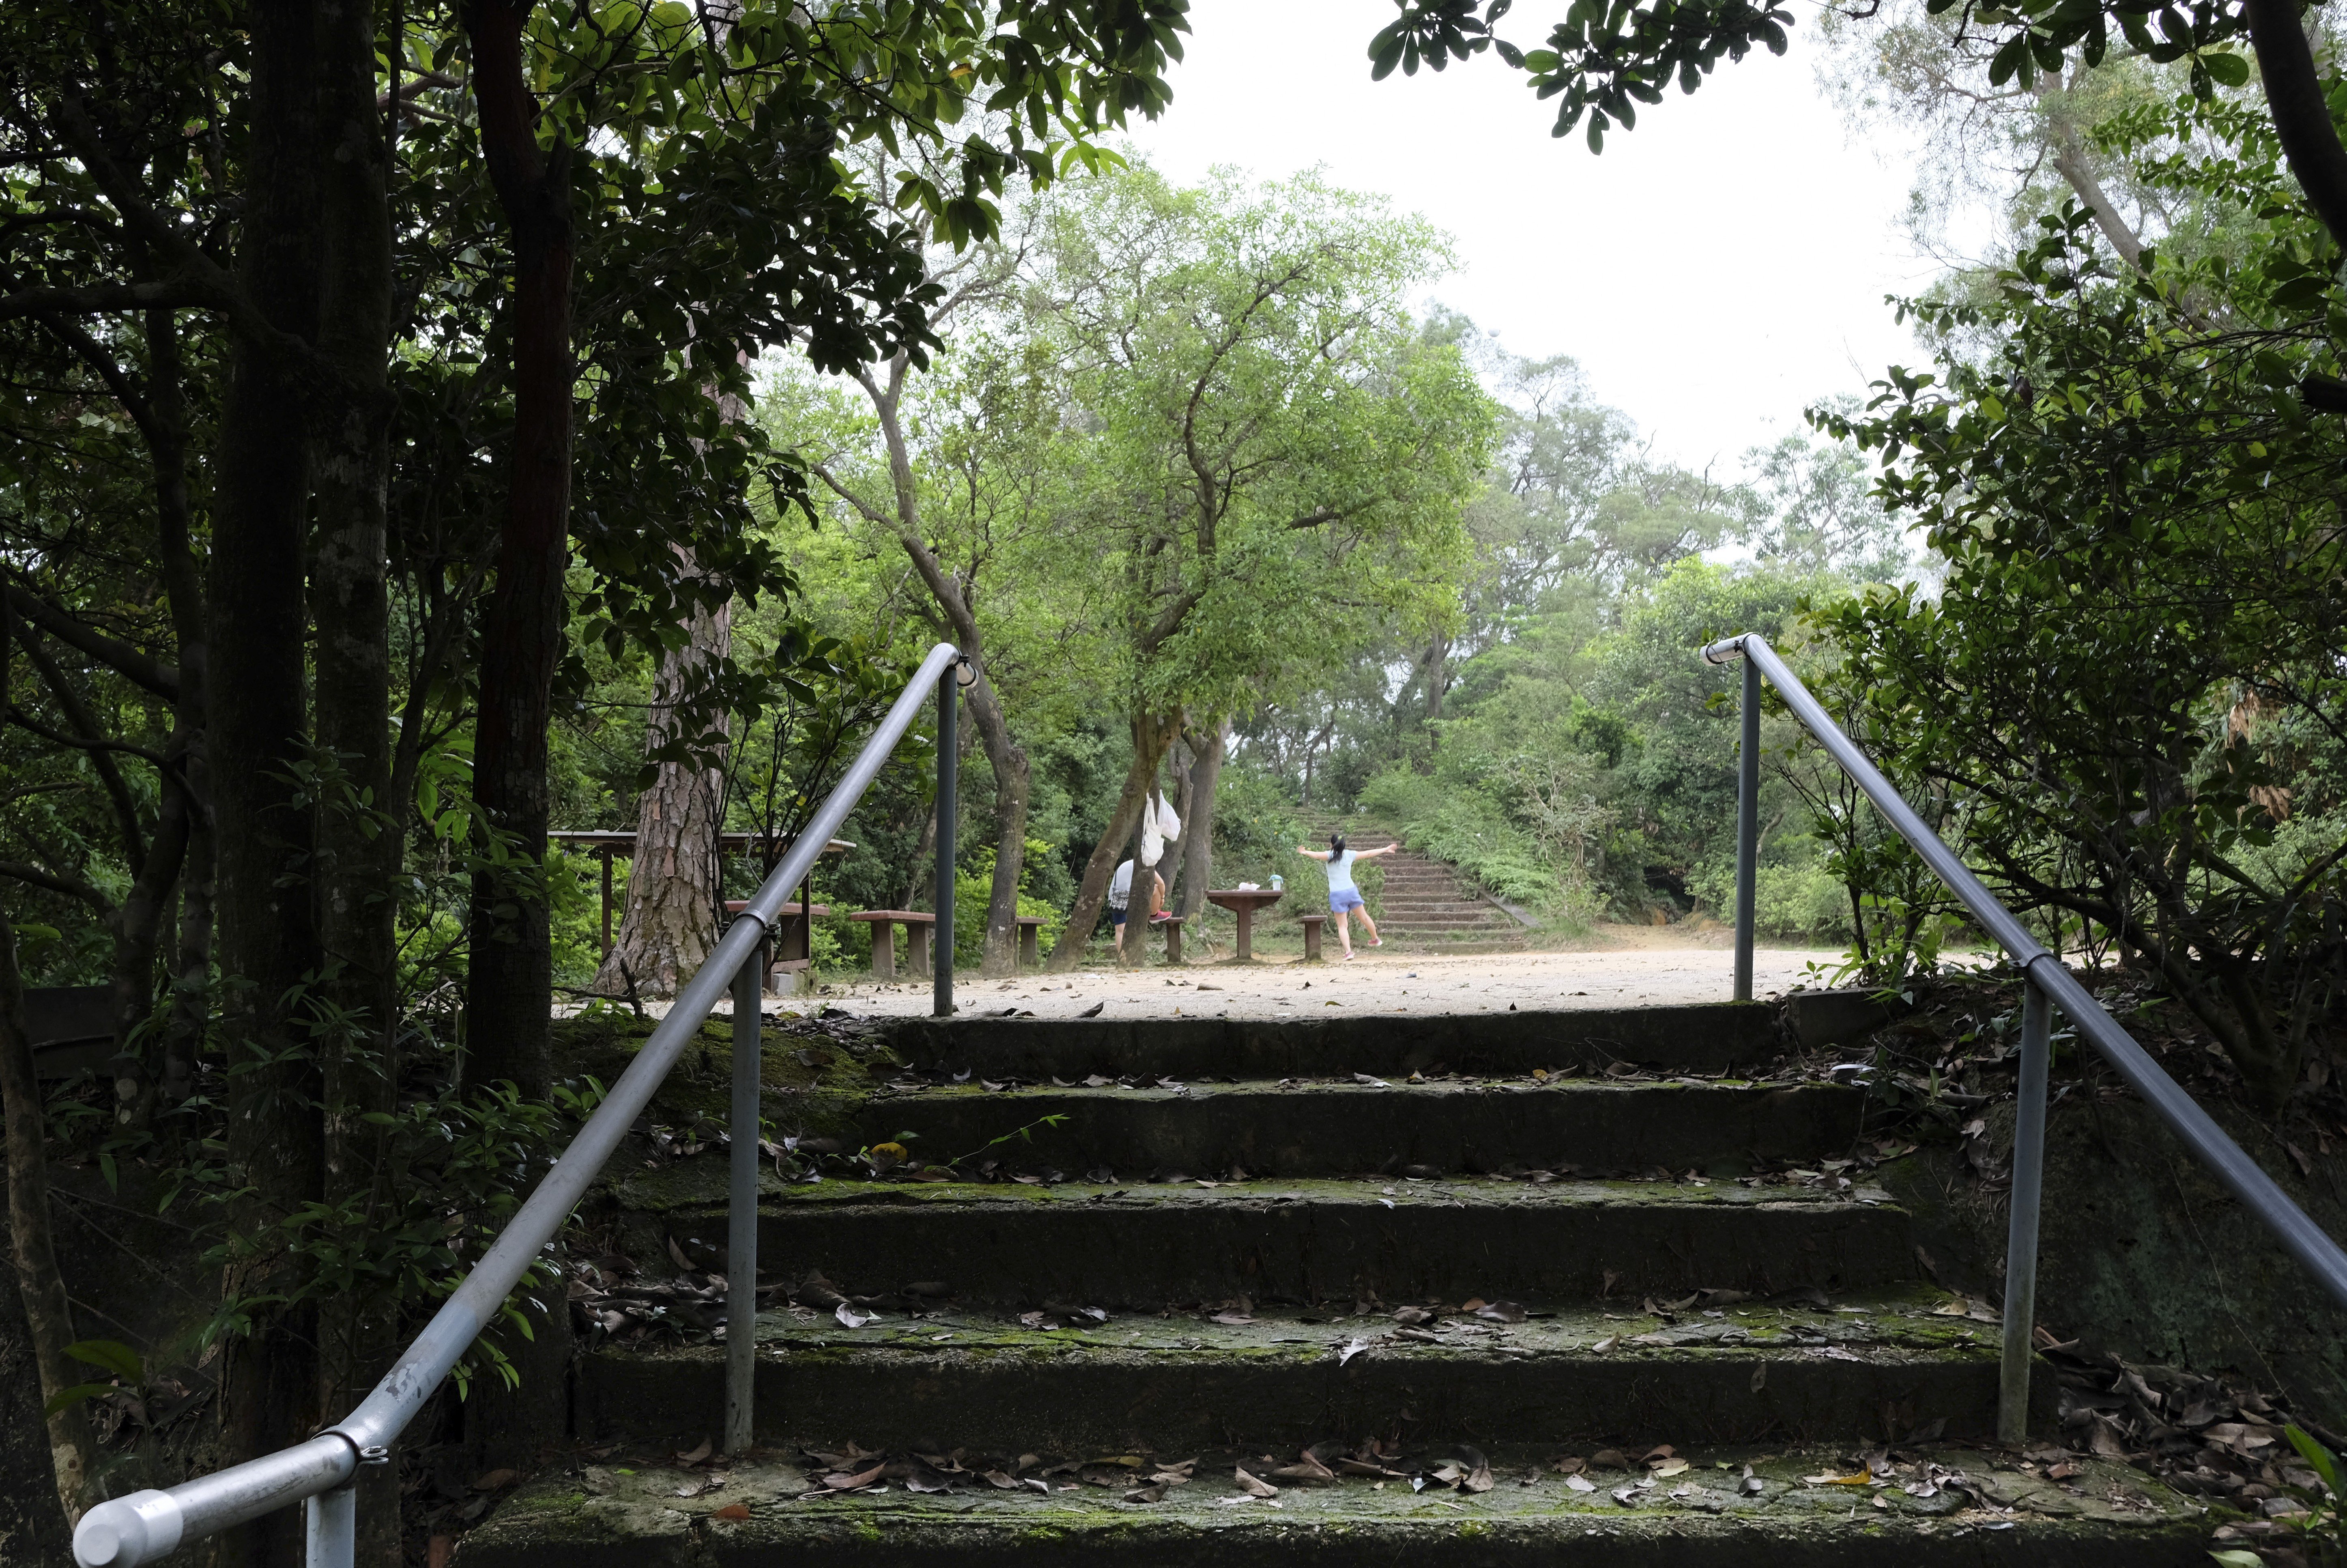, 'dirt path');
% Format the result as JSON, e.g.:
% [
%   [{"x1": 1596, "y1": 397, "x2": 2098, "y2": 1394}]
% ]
[{"x1": 798, "y1": 925, "x2": 1839, "y2": 1023}]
